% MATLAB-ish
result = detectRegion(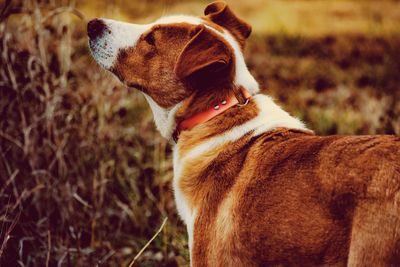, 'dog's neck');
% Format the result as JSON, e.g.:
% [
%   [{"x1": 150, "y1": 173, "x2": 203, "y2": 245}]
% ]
[
  {"x1": 142, "y1": 83, "x2": 308, "y2": 143},
  {"x1": 177, "y1": 93, "x2": 309, "y2": 148},
  {"x1": 141, "y1": 81, "x2": 245, "y2": 140},
  {"x1": 172, "y1": 85, "x2": 252, "y2": 142},
  {"x1": 171, "y1": 93, "x2": 309, "y2": 227},
  {"x1": 142, "y1": 81, "x2": 309, "y2": 227}
]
